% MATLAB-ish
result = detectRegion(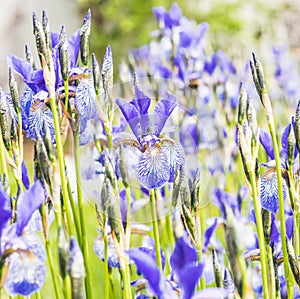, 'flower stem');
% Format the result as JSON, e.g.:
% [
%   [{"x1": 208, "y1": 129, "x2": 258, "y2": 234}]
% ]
[
  {"x1": 149, "y1": 189, "x2": 163, "y2": 275},
  {"x1": 248, "y1": 168, "x2": 270, "y2": 299},
  {"x1": 0, "y1": 125, "x2": 9, "y2": 190},
  {"x1": 45, "y1": 239, "x2": 60, "y2": 299},
  {"x1": 73, "y1": 131, "x2": 92, "y2": 299},
  {"x1": 267, "y1": 117, "x2": 294, "y2": 298}
]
